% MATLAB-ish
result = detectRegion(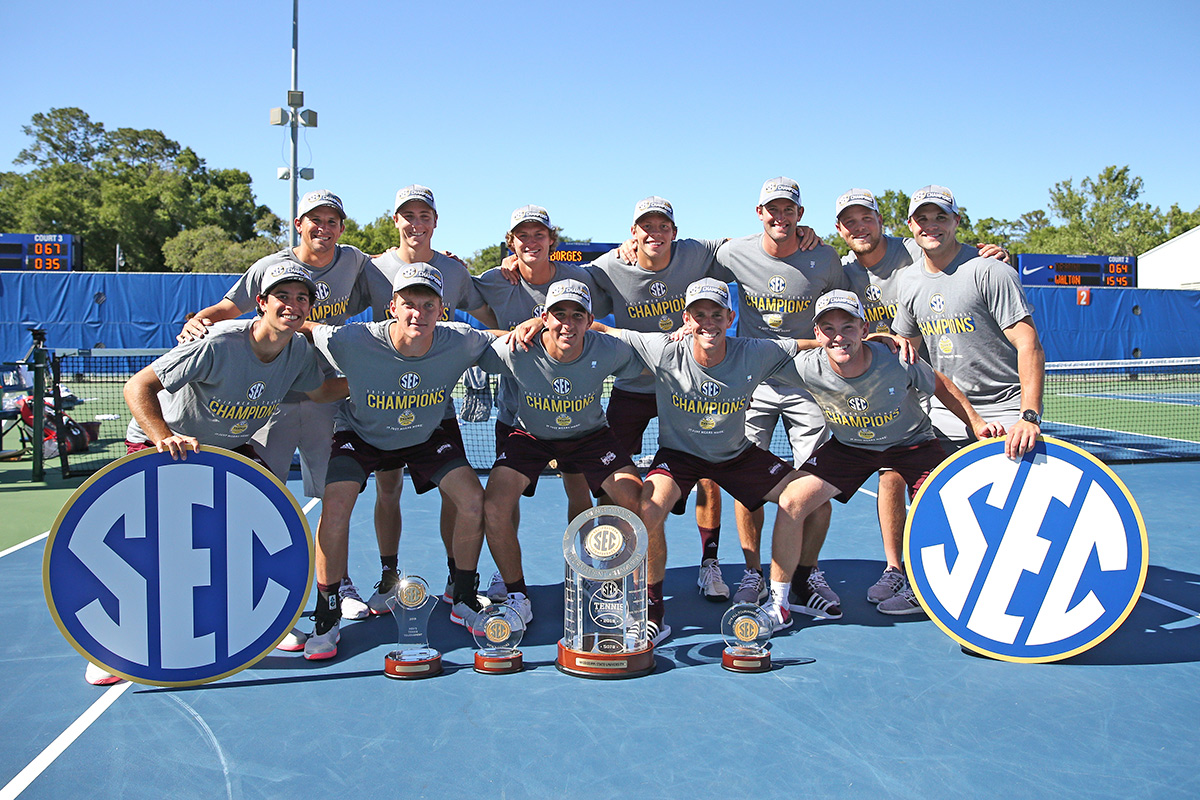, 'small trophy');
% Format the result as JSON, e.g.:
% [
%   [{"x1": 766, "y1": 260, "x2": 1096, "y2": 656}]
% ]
[
  {"x1": 557, "y1": 505, "x2": 655, "y2": 679},
  {"x1": 720, "y1": 603, "x2": 773, "y2": 673},
  {"x1": 383, "y1": 575, "x2": 442, "y2": 679},
  {"x1": 472, "y1": 604, "x2": 525, "y2": 674}
]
